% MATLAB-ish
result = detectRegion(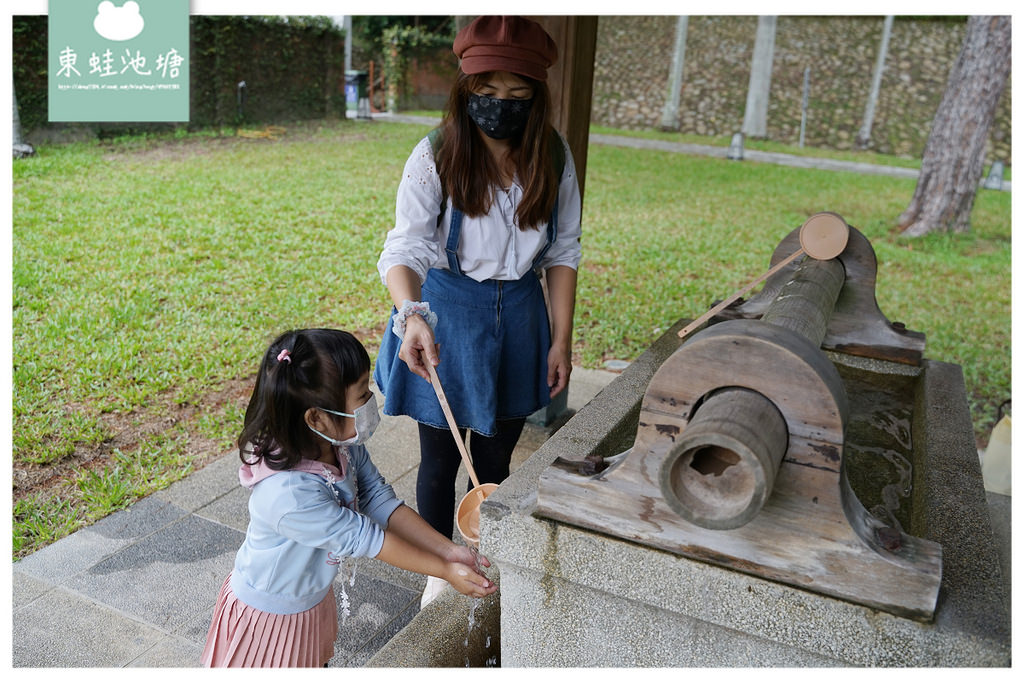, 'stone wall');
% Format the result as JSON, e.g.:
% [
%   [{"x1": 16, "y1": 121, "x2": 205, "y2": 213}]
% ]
[{"x1": 592, "y1": 16, "x2": 1011, "y2": 162}]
